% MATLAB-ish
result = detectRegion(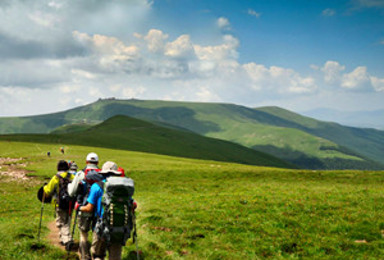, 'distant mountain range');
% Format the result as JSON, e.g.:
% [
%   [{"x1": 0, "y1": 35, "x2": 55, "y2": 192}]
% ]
[
  {"x1": 302, "y1": 108, "x2": 384, "y2": 130},
  {"x1": 0, "y1": 98, "x2": 383, "y2": 170}
]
